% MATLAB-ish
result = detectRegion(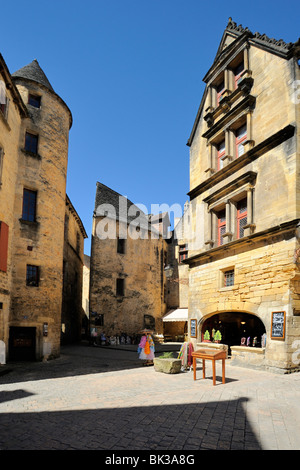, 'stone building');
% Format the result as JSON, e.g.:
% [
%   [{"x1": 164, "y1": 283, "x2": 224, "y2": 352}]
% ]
[
  {"x1": 0, "y1": 54, "x2": 86, "y2": 361},
  {"x1": 61, "y1": 196, "x2": 88, "y2": 344},
  {"x1": 184, "y1": 19, "x2": 300, "y2": 372},
  {"x1": 162, "y1": 202, "x2": 190, "y2": 340},
  {"x1": 82, "y1": 254, "x2": 91, "y2": 335},
  {"x1": 89, "y1": 182, "x2": 168, "y2": 340}
]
